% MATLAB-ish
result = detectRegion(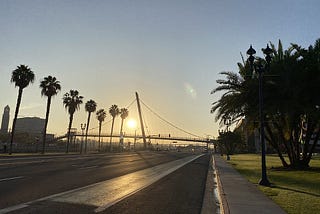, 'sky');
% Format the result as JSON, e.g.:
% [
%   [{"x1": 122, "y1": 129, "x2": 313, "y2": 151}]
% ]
[{"x1": 0, "y1": 0, "x2": 319, "y2": 139}]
